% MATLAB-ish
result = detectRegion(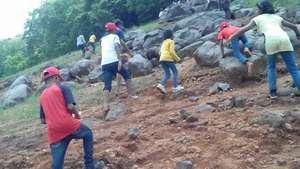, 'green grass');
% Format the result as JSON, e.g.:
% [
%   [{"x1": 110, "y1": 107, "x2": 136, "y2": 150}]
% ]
[{"x1": 129, "y1": 20, "x2": 160, "y2": 32}]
